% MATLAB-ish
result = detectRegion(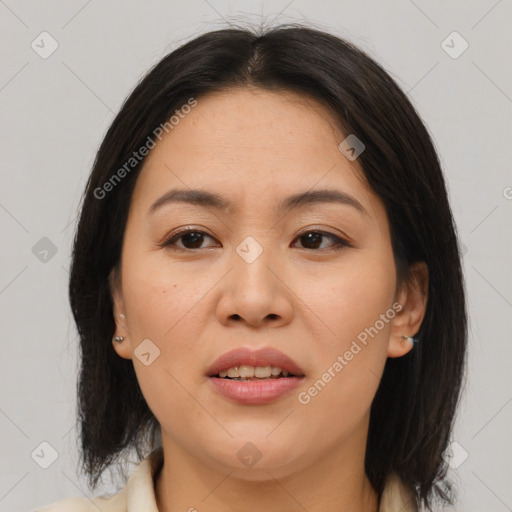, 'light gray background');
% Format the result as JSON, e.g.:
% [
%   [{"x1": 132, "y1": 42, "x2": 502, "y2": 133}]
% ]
[{"x1": 1, "y1": 1, "x2": 511, "y2": 511}]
